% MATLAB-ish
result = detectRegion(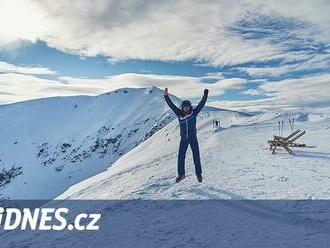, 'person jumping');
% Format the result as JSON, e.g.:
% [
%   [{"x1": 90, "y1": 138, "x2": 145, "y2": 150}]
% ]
[{"x1": 163, "y1": 87, "x2": 209, "y2": 183}]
